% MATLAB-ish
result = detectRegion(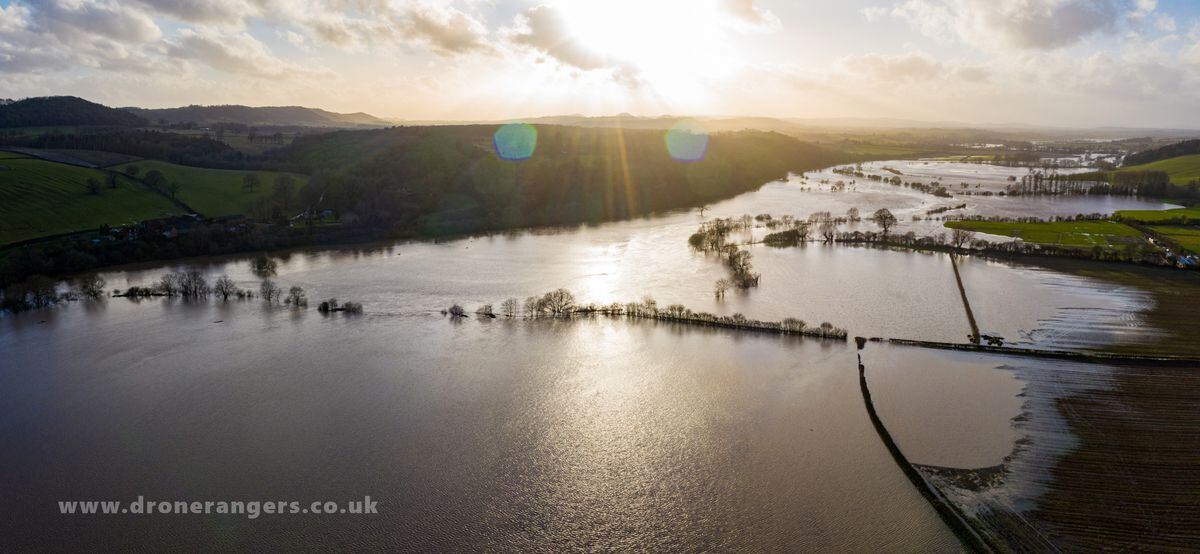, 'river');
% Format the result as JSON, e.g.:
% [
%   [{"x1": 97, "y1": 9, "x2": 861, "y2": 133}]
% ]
[{"x1": 2, "y1": 161, "x2": 1197, "y2": 550}]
